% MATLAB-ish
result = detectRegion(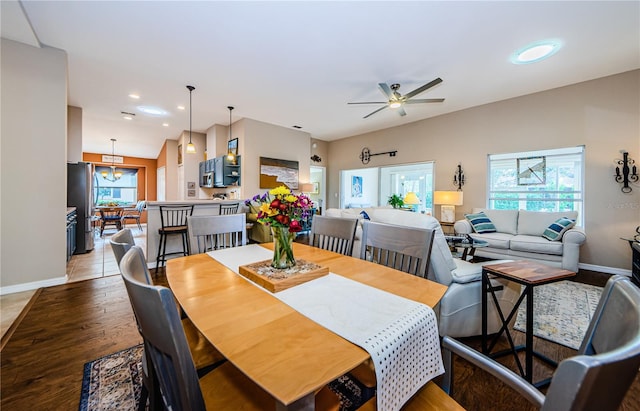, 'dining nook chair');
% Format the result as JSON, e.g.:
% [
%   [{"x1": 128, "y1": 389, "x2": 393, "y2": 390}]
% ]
[
  {"x1": 99, "y1": 207, "x2": 123, "y2": 236},
  {"x1": 109, "y1": 228, "x2": 135, "y2": 267},
  {"x1": 187, "y1": 214, "x2": 247, "y2": 254},
  {"x1": 309, "y1": 215, "x2": 358, "y2": 256},
  {"x1": 359, "y1": 220, "x2": 436, "y2": 278},
  {"x1": 440, "y1": 274, "x2": 640, "y2": 411},
  {"x1": 121, "y1": 200, "x2": 146, "y2": 231},
  {"x1": 119, "y1": 246, "x2": 342, "y2": 411}
]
